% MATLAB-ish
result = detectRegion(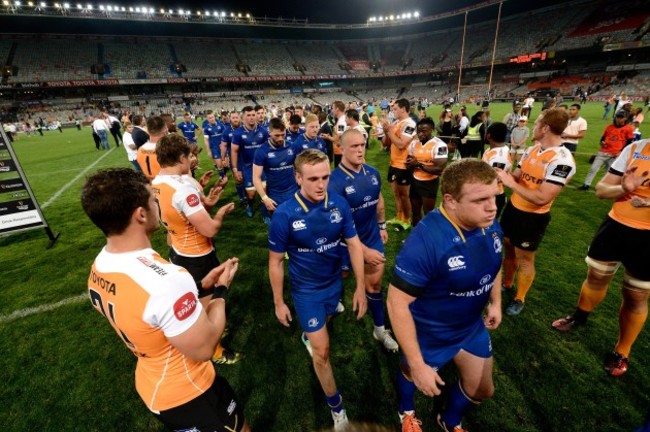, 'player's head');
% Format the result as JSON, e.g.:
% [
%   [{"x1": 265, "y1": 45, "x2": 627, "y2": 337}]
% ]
[
  {"x1": 289, "y1": 114, "x2": 302, "y2": 132},
  {"x1": 332, "y1": 101, "x2": 345, "y2": 116},
  {"x1": 294, "y1": 149, "x2": 330, "y2": 203},
  {"x1": 295, "y1": 105, "x2": 304, "y2": 116},
  {"x1": 207, "y1": 112, "x2": 216, "y2": 124},
  {"x1": 268, "y1": 118, "x2": 286, "y2": 146},
  {"x1": 241, "y1": 106, "x2": 256, "y2": 127},
  {"x1": 393, "y1": 98, "x2": 409, "y2": 118},
  {"x1": 513, "y1": 102, "x2": 521, "y2": 112},
  {"x1": 183, "y1": 113, "x2": 191, "y2": 122},
  {"x1": 123, "y1": 120, "x2": 133, "y2": 133},
  {"x1": 132, "y1": 114, "x2": 145, "y2": 127},
  {"x1": 82, "y1": 168, "x2": 157, "y2": 237},
  {"x1": 230, "y1": 111, "x2": 241, "y2": 128},
  {"x1": 146, "y1": 116, "x2": 168, "y2": 139},
  {"x1": 305, "y1": 114, "x2": 319, "y2": 138},
  {"x1": 441, "y1": 159, "x2": 498, "y2": 229},
  {"x1": 156, "y1": 133, "x2": 191, "y2": 171},
  {"x1": 340, "y1": 129, "x2": 366, "y2": 168},
  {"x1": 345, "y1": 109, "x2": 359, "y2": 126},
  {"x1": 311, "y1": 104, "x2": 323, "y2": 115},
  {"x1": 221, "y1": 110, "x2": 229, "y2": 122},
  {"x1": 569, "y1": 103, "x2": 581, "y2": 119},
  {"x1": 486, "y1": 122, "x2": 507, "y2": 144},
  {"x1": 416, "y1": 117, "x2": 435, "y2": 142},
  {"x1": 614, "y1": 110, "x2": 628, "y2": 126},
  {"x1": 534, "y1": 108, "x2": 569, "y2": 140},
  {"x1": 255, "y1": 105, "x2": 265, "y2": 123}
]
